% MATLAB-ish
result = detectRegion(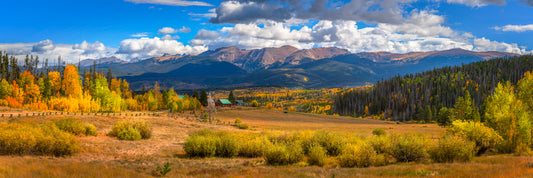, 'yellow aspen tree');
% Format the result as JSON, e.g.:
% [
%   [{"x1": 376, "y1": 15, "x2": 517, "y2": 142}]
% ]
[
  {"x1": 48, "y1": 71, "x2": 62, "y2": 95},
  {"x1": 61, "y1": 65, "x2": 82, "y2": 97},
  {"x1": 110, "y1": 77, "x2": 121, "y2": 93}
]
